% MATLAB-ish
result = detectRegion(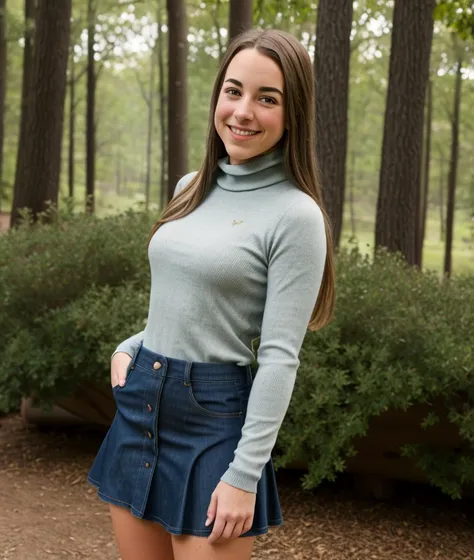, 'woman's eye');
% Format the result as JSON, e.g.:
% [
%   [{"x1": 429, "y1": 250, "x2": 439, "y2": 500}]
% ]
[
  {"x1": 261, "y1": 96, "x2": 276, "y2": 105},
  {"x1": 225, "y1": 88, "x2": 241, "y2": 96}
]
